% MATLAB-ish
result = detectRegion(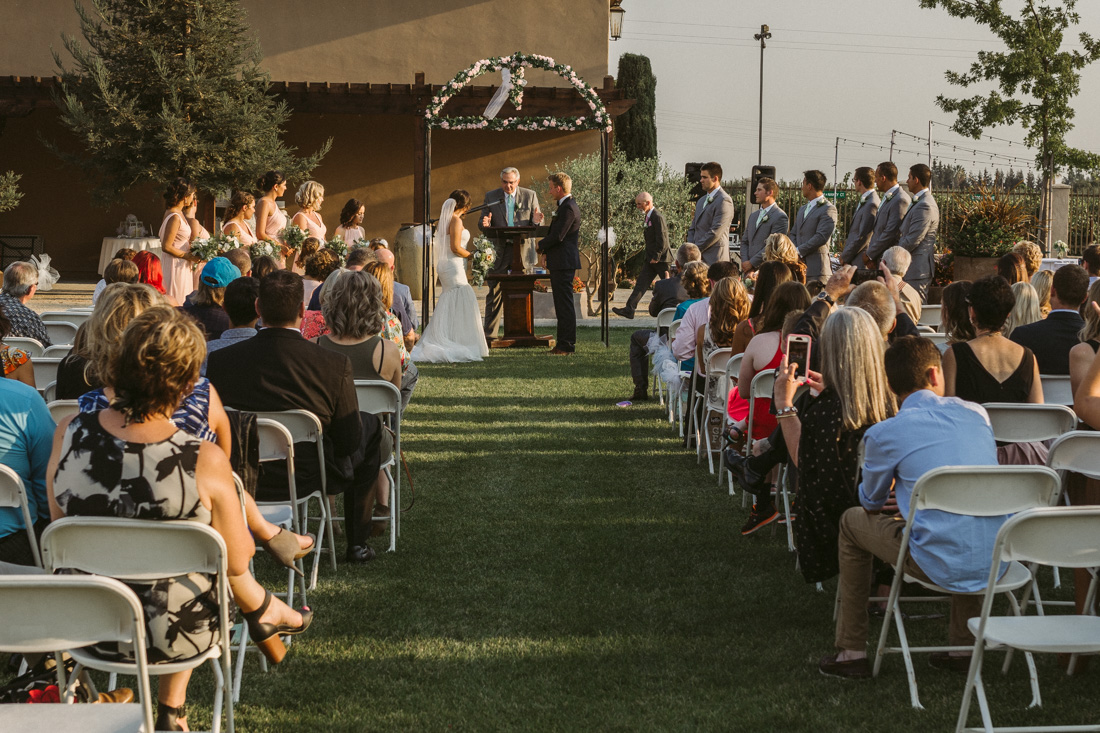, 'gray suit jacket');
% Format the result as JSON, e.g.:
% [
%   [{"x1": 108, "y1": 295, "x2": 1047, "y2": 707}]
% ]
[
  {"x1": 839, "y1": 191, "x2": 879, "y2": 265},
  {"x1": 866, "y1": 187, "x2": 911, "y2": 262},
  {"x1": 478, "y1": 186, "x2": 540, "y2": 231},
  {"x1": 790, "y1": 198, "x2": 837, "y2": 283},
  {"x1": 897, "y1": 191, "x2": 939, "y2": 292},
  {"x1": 685, "y1": 187, "x2": 734, "y2": 264},
  {"x1": 740, "y1": 204, "x2": 790, "y2": 269}
]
